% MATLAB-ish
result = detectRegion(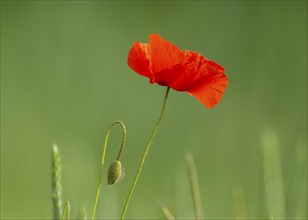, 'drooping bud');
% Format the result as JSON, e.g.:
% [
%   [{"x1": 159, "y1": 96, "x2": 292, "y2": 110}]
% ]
[{"x1": 107, "y1": 160, "x2": 124, "y2": 185}]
